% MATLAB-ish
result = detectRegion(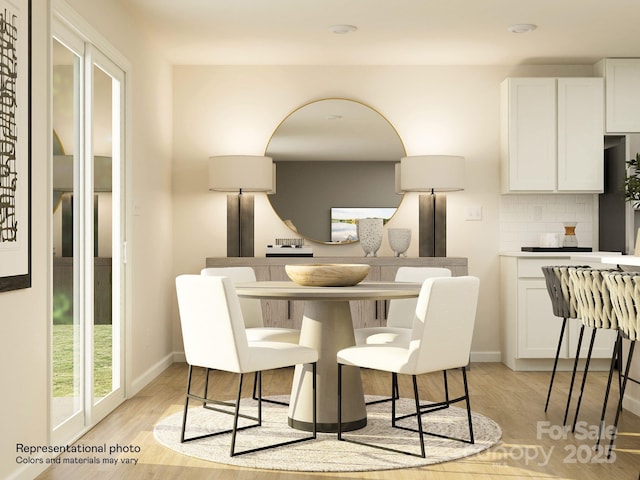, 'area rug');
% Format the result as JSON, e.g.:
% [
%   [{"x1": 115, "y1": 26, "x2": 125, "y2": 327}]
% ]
[{"x1": 153, "y1": 396, "x2": 502, "y2": 472}]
